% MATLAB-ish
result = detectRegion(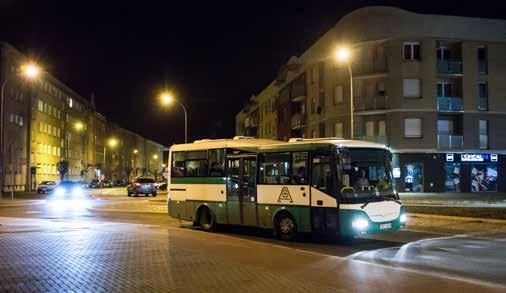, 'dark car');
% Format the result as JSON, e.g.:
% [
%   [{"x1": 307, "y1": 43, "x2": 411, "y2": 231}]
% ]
[
  {"x1": 127, "y1": 177, "x2": 157, "y2": 197},
  {"x1": 37, "y1": 181, "x2": 57, "y2": 194},
  {"x1": 114, "y1": 180, "x2": 126, "y2": 187},
  {"x1": 156, "y1": 181, "x2": 167, "y2": 191},
  {"x1": 51, "y1": 181, "x2": 86, "y2": 198},
  {"x1": 88, "y1": 179, "x2": 101, "y2": 188},
  {"x1": 102, "y1": 180, "x2": 113, "y2": 188}
]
